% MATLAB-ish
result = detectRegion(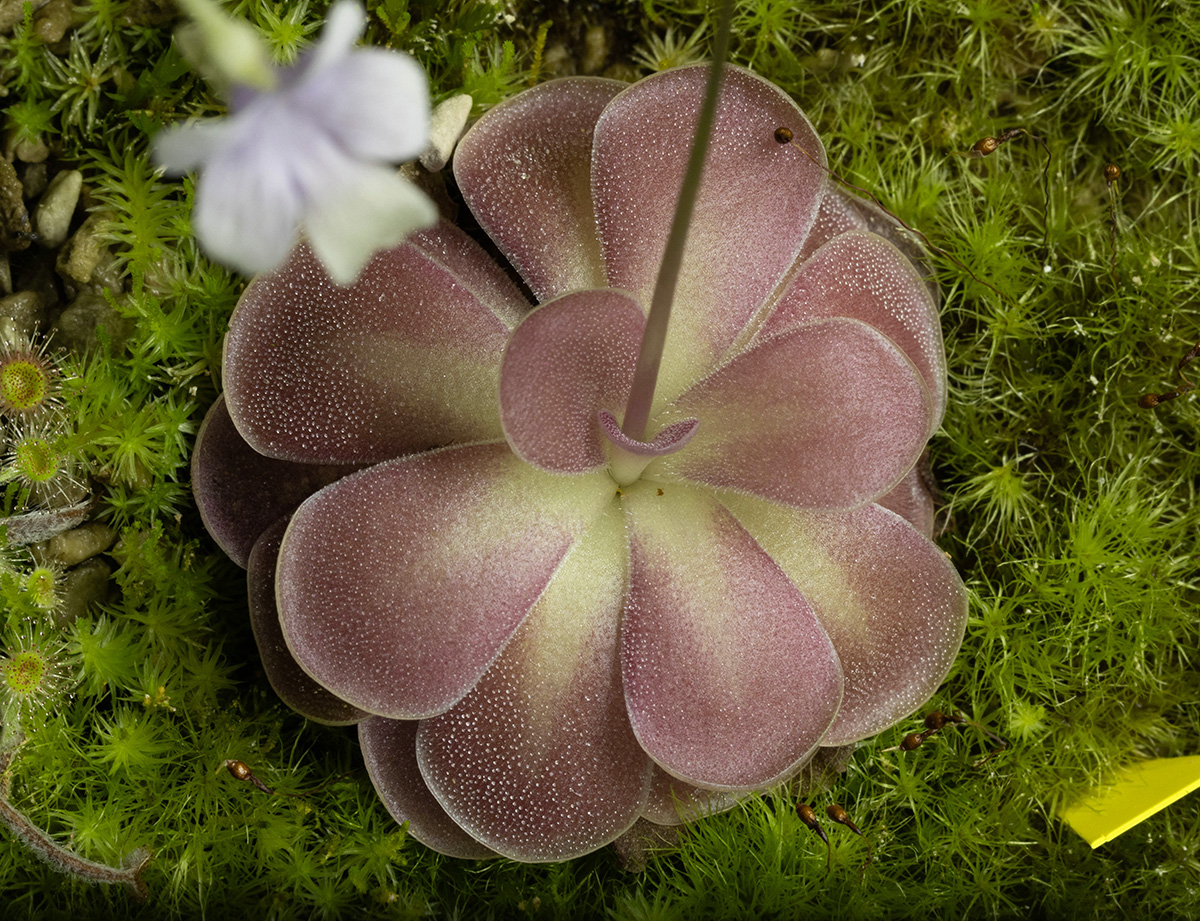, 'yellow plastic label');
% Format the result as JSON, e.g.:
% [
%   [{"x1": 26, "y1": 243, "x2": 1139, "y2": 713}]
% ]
[{"x1": 1060, "y1": 756, "x2": 1200, "y2": 848}]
